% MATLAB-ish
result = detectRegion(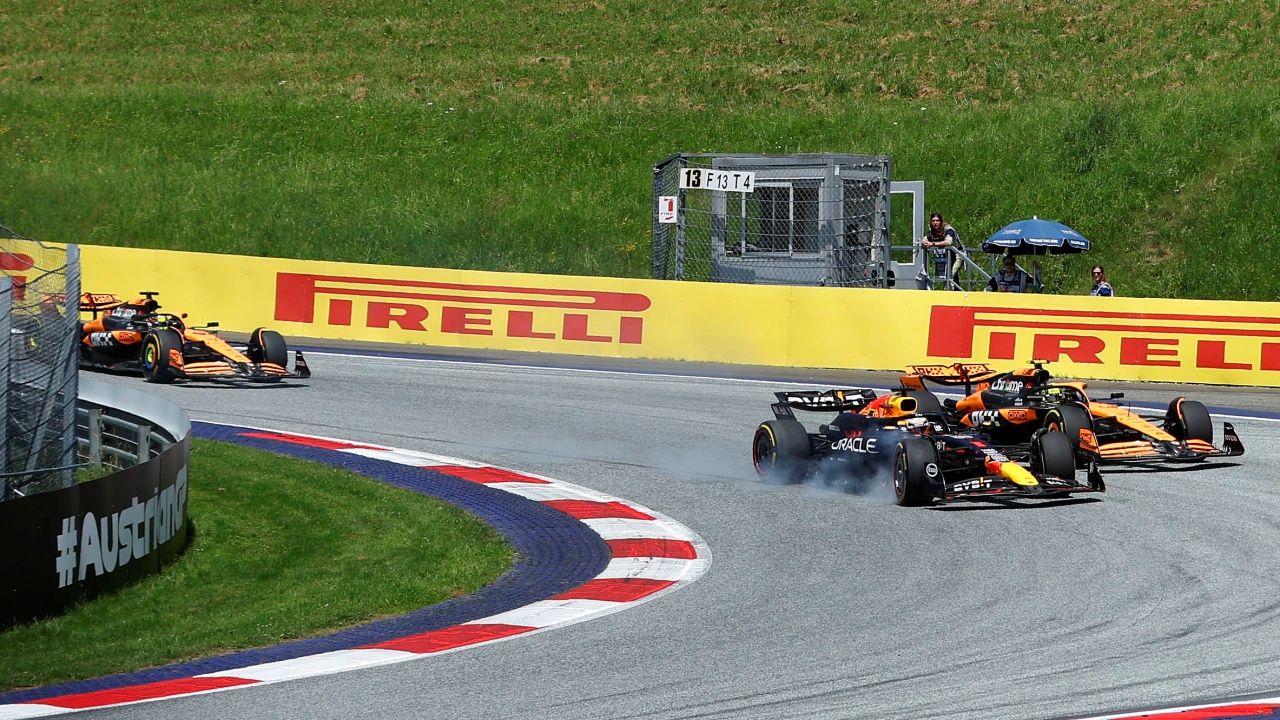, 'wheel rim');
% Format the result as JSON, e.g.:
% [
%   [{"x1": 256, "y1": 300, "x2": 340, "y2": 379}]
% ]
[
  {"x1": 753, "y1": 431, "x2": 776, "y2": 475},
  {"x1": 142, "y1": 339, "x2": 157, "y2": 370}
]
